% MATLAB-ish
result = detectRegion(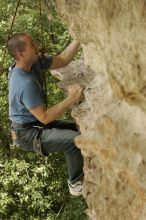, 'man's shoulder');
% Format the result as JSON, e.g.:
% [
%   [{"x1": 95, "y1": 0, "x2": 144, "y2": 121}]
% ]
[{"x1": 9, "y1": 68, "x2": 35, "y2": 88}]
